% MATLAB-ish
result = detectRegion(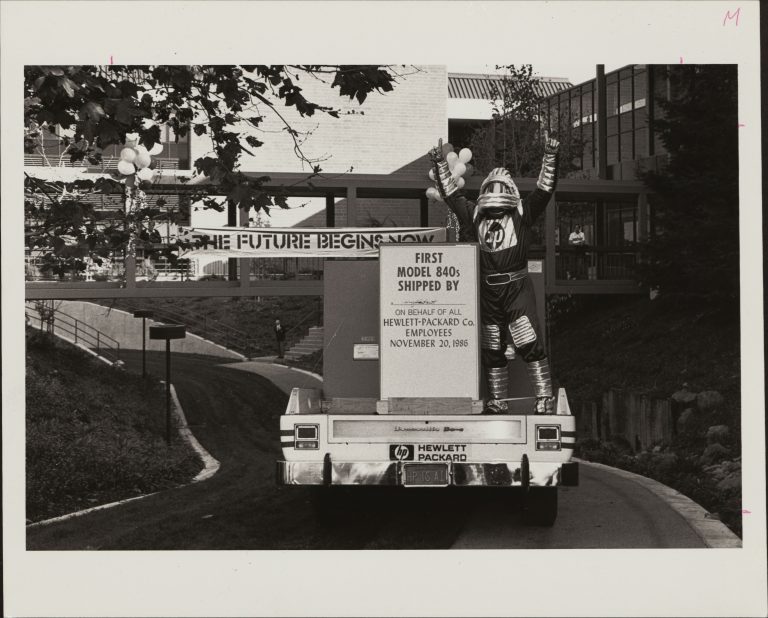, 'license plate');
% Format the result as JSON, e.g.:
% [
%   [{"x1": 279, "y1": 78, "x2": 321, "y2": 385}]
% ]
[{"x1": 402, "y1": 463, "x2": 449, "y2": 486}]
